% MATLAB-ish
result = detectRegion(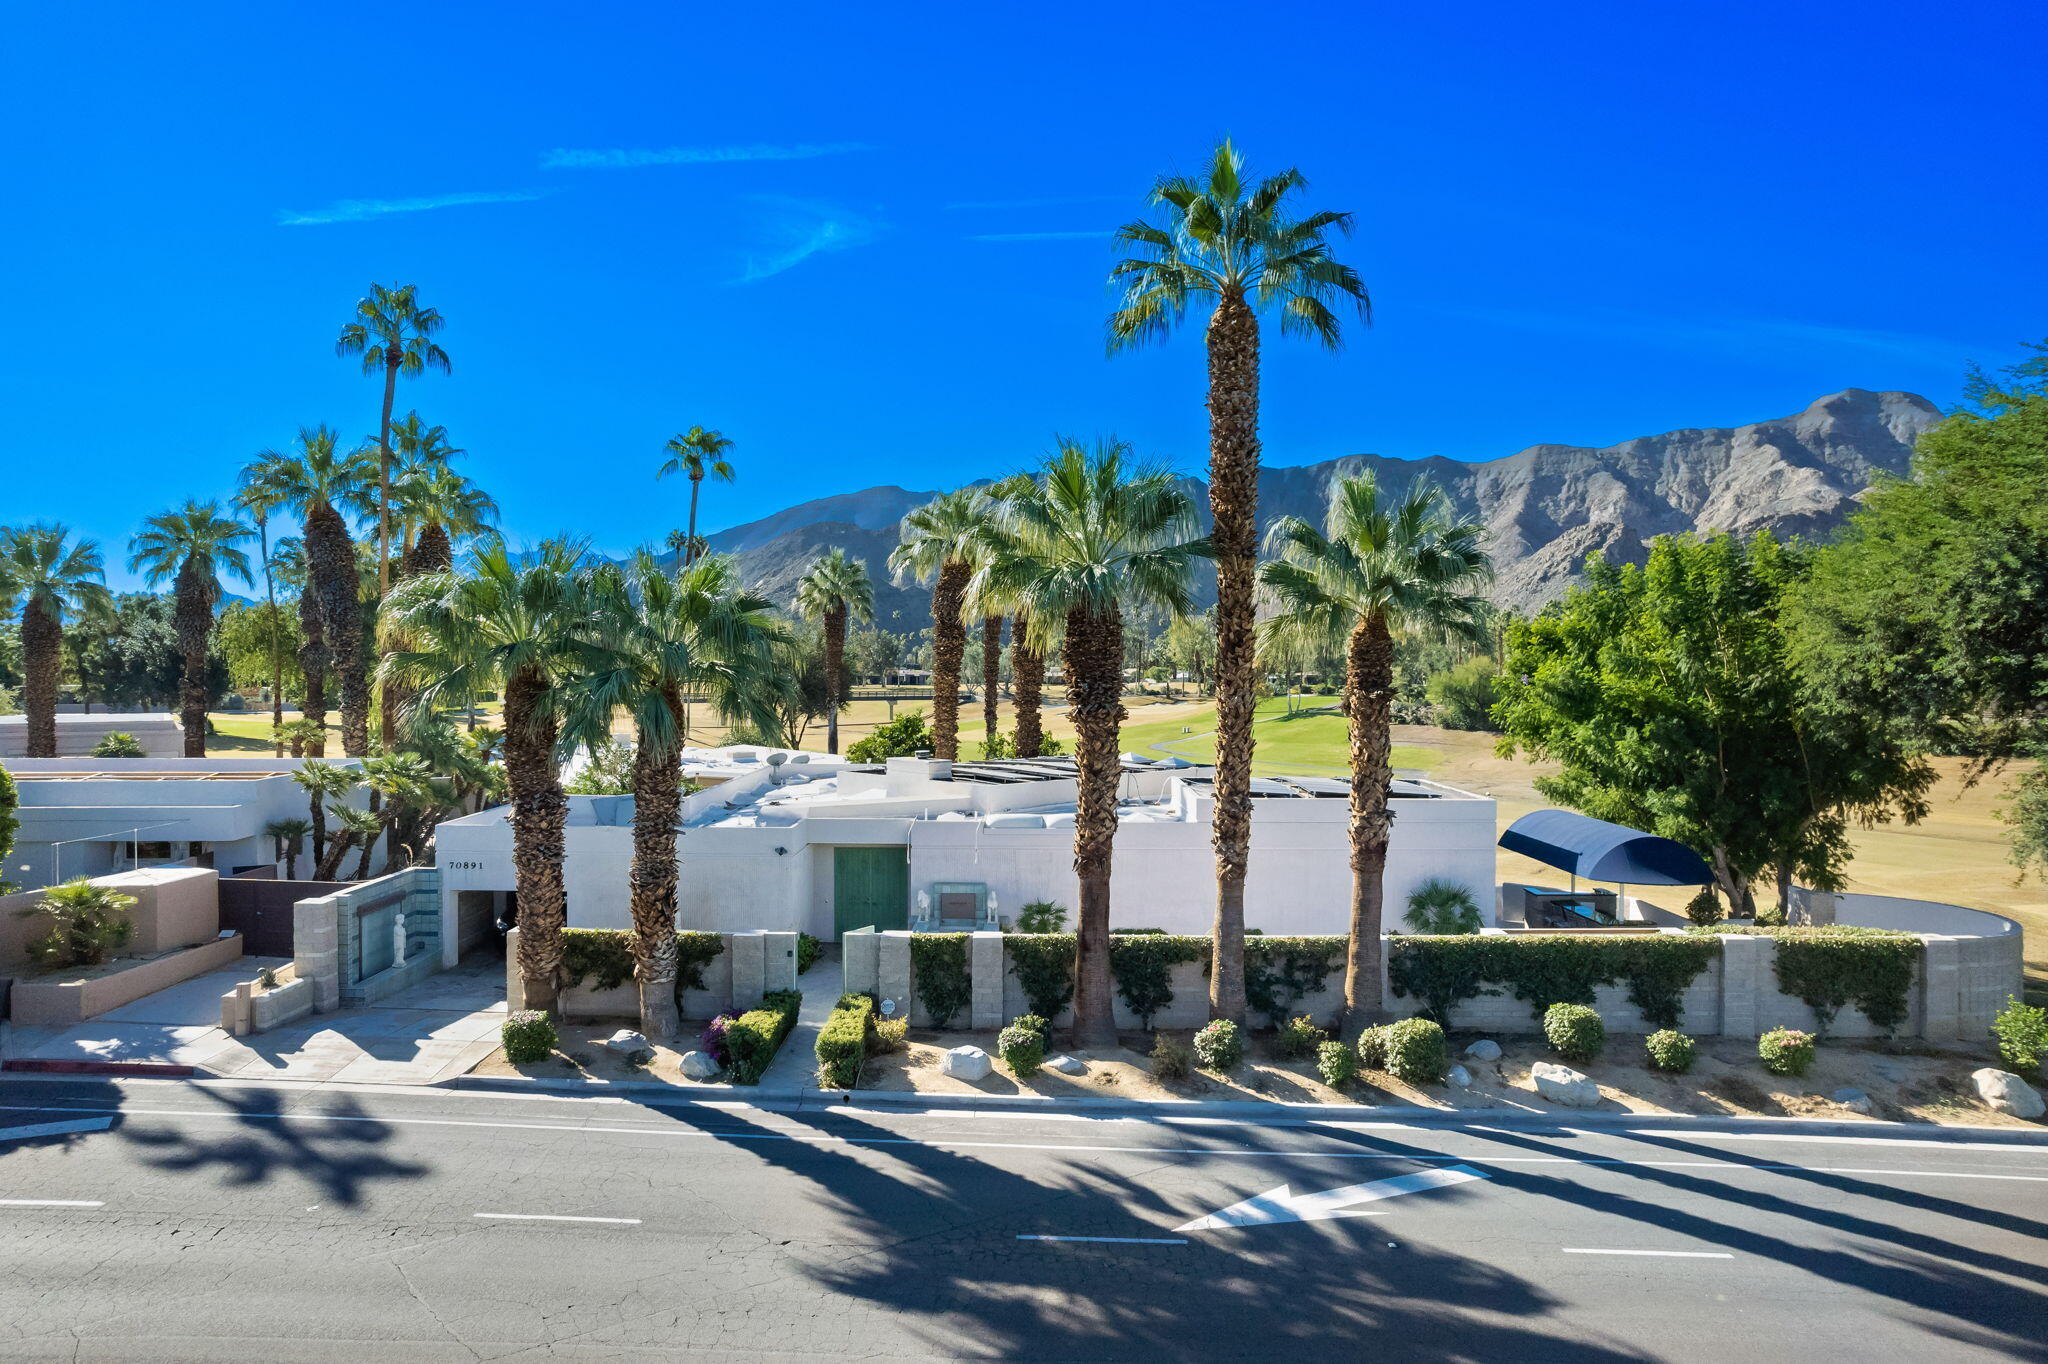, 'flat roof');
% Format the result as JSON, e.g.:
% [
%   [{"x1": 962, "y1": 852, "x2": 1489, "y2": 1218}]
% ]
[{"x1": 8, "y1": 771, "x2": 280, "y2": 782}]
